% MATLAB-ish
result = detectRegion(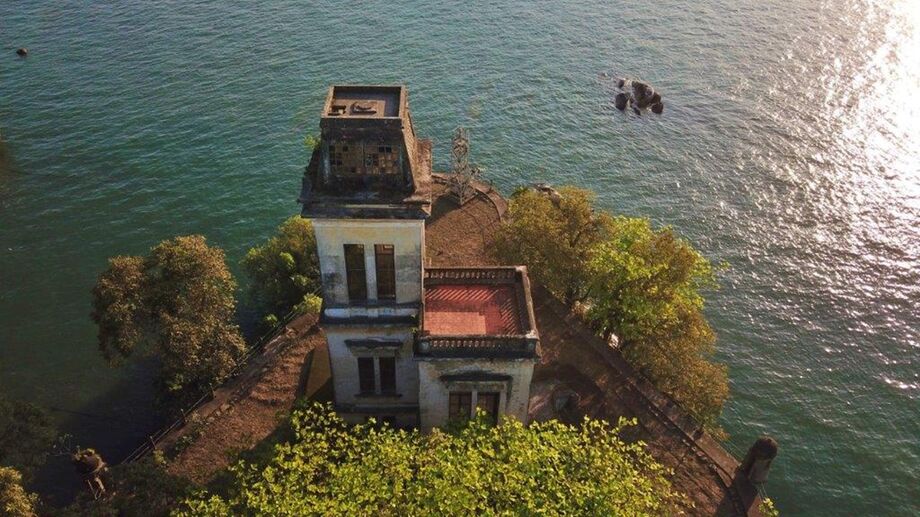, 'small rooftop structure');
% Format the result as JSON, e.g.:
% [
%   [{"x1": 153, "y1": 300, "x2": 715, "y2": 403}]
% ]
[
  {"x1": 325, "y1": 85, "x2": 402, "y2": 118},
  {"x1": 418, "y1": 267, "x2": 539, "y2": 359},
  {"x1": 299, "y1": 85, "x2": 432, "y2": 219}
]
